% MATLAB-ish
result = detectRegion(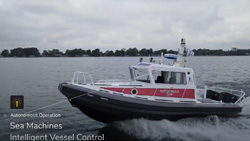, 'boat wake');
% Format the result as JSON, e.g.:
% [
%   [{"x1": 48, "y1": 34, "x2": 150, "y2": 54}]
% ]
[
  {"x1": 240, "y1": 96, "x2": 250, "y2": 116},
  {"x1": 113, "y1": 97, "x2": 250, "y2": 141}
]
